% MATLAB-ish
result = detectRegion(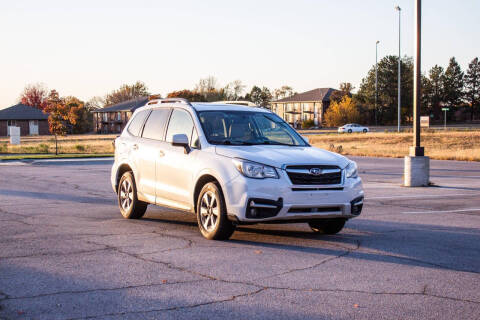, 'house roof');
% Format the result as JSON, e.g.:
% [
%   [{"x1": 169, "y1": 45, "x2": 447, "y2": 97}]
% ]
[
  {"x1": 94, "y1": 96, "x2": 149, "y2": 113},
  {"x1": 0, "y1": 104, "x2": 49, "y2": 120},
  {"x1": 273, "y1": 88, "x2": 337, "y2": 103}
]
